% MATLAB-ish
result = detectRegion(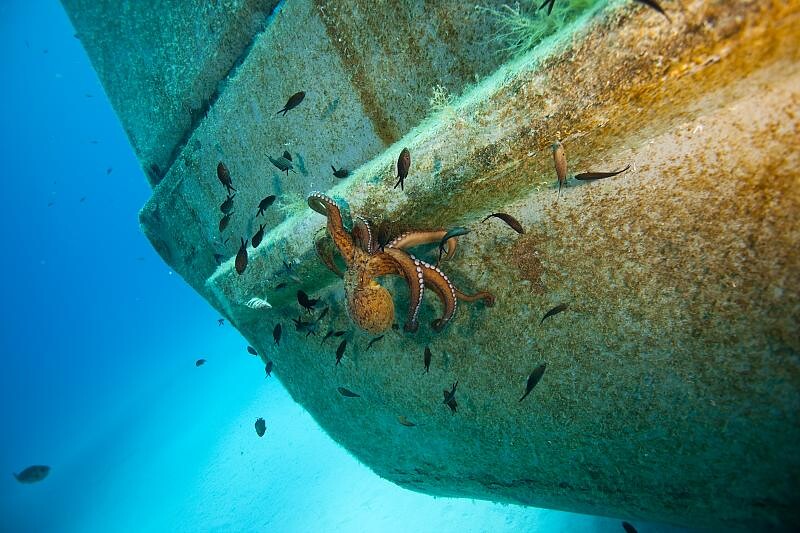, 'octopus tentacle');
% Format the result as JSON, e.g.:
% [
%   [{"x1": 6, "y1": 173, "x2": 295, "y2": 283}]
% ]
[
  {"x1": 382, "y1": 248, "x2": 425, "y2": 332},
  {"x1": 455, "y1": 288, "x2": 495, "y2": 306},
  {"x1": 416, "y1": 259, "x2": 458, "y2": 331},
  {"x1": 308, "y1": 192, "x2": 355, "y2": 264},
  {"x1": 352, "y1": 216, "x2": 374, "y2": 253},
  {"x1": 387, "y1": 230, "x2": 458, "y2": 260}
]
